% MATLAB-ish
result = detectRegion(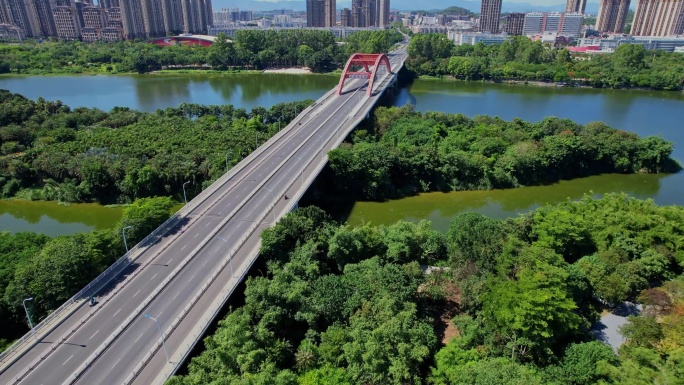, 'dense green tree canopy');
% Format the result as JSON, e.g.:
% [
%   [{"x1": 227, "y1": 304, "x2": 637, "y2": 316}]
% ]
[
  {"x1": 170, "y1": 193, "x2": 684, "y2": 384},
  {"x1": 0, "y1": 29, "x2": 402, "y2": 74},
  {"x1": 407, "y1": 34, "x2": 684, "y2": 90},
  {"x1": 0, "y1": 90, "x2": 312, "y2": 204}
]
